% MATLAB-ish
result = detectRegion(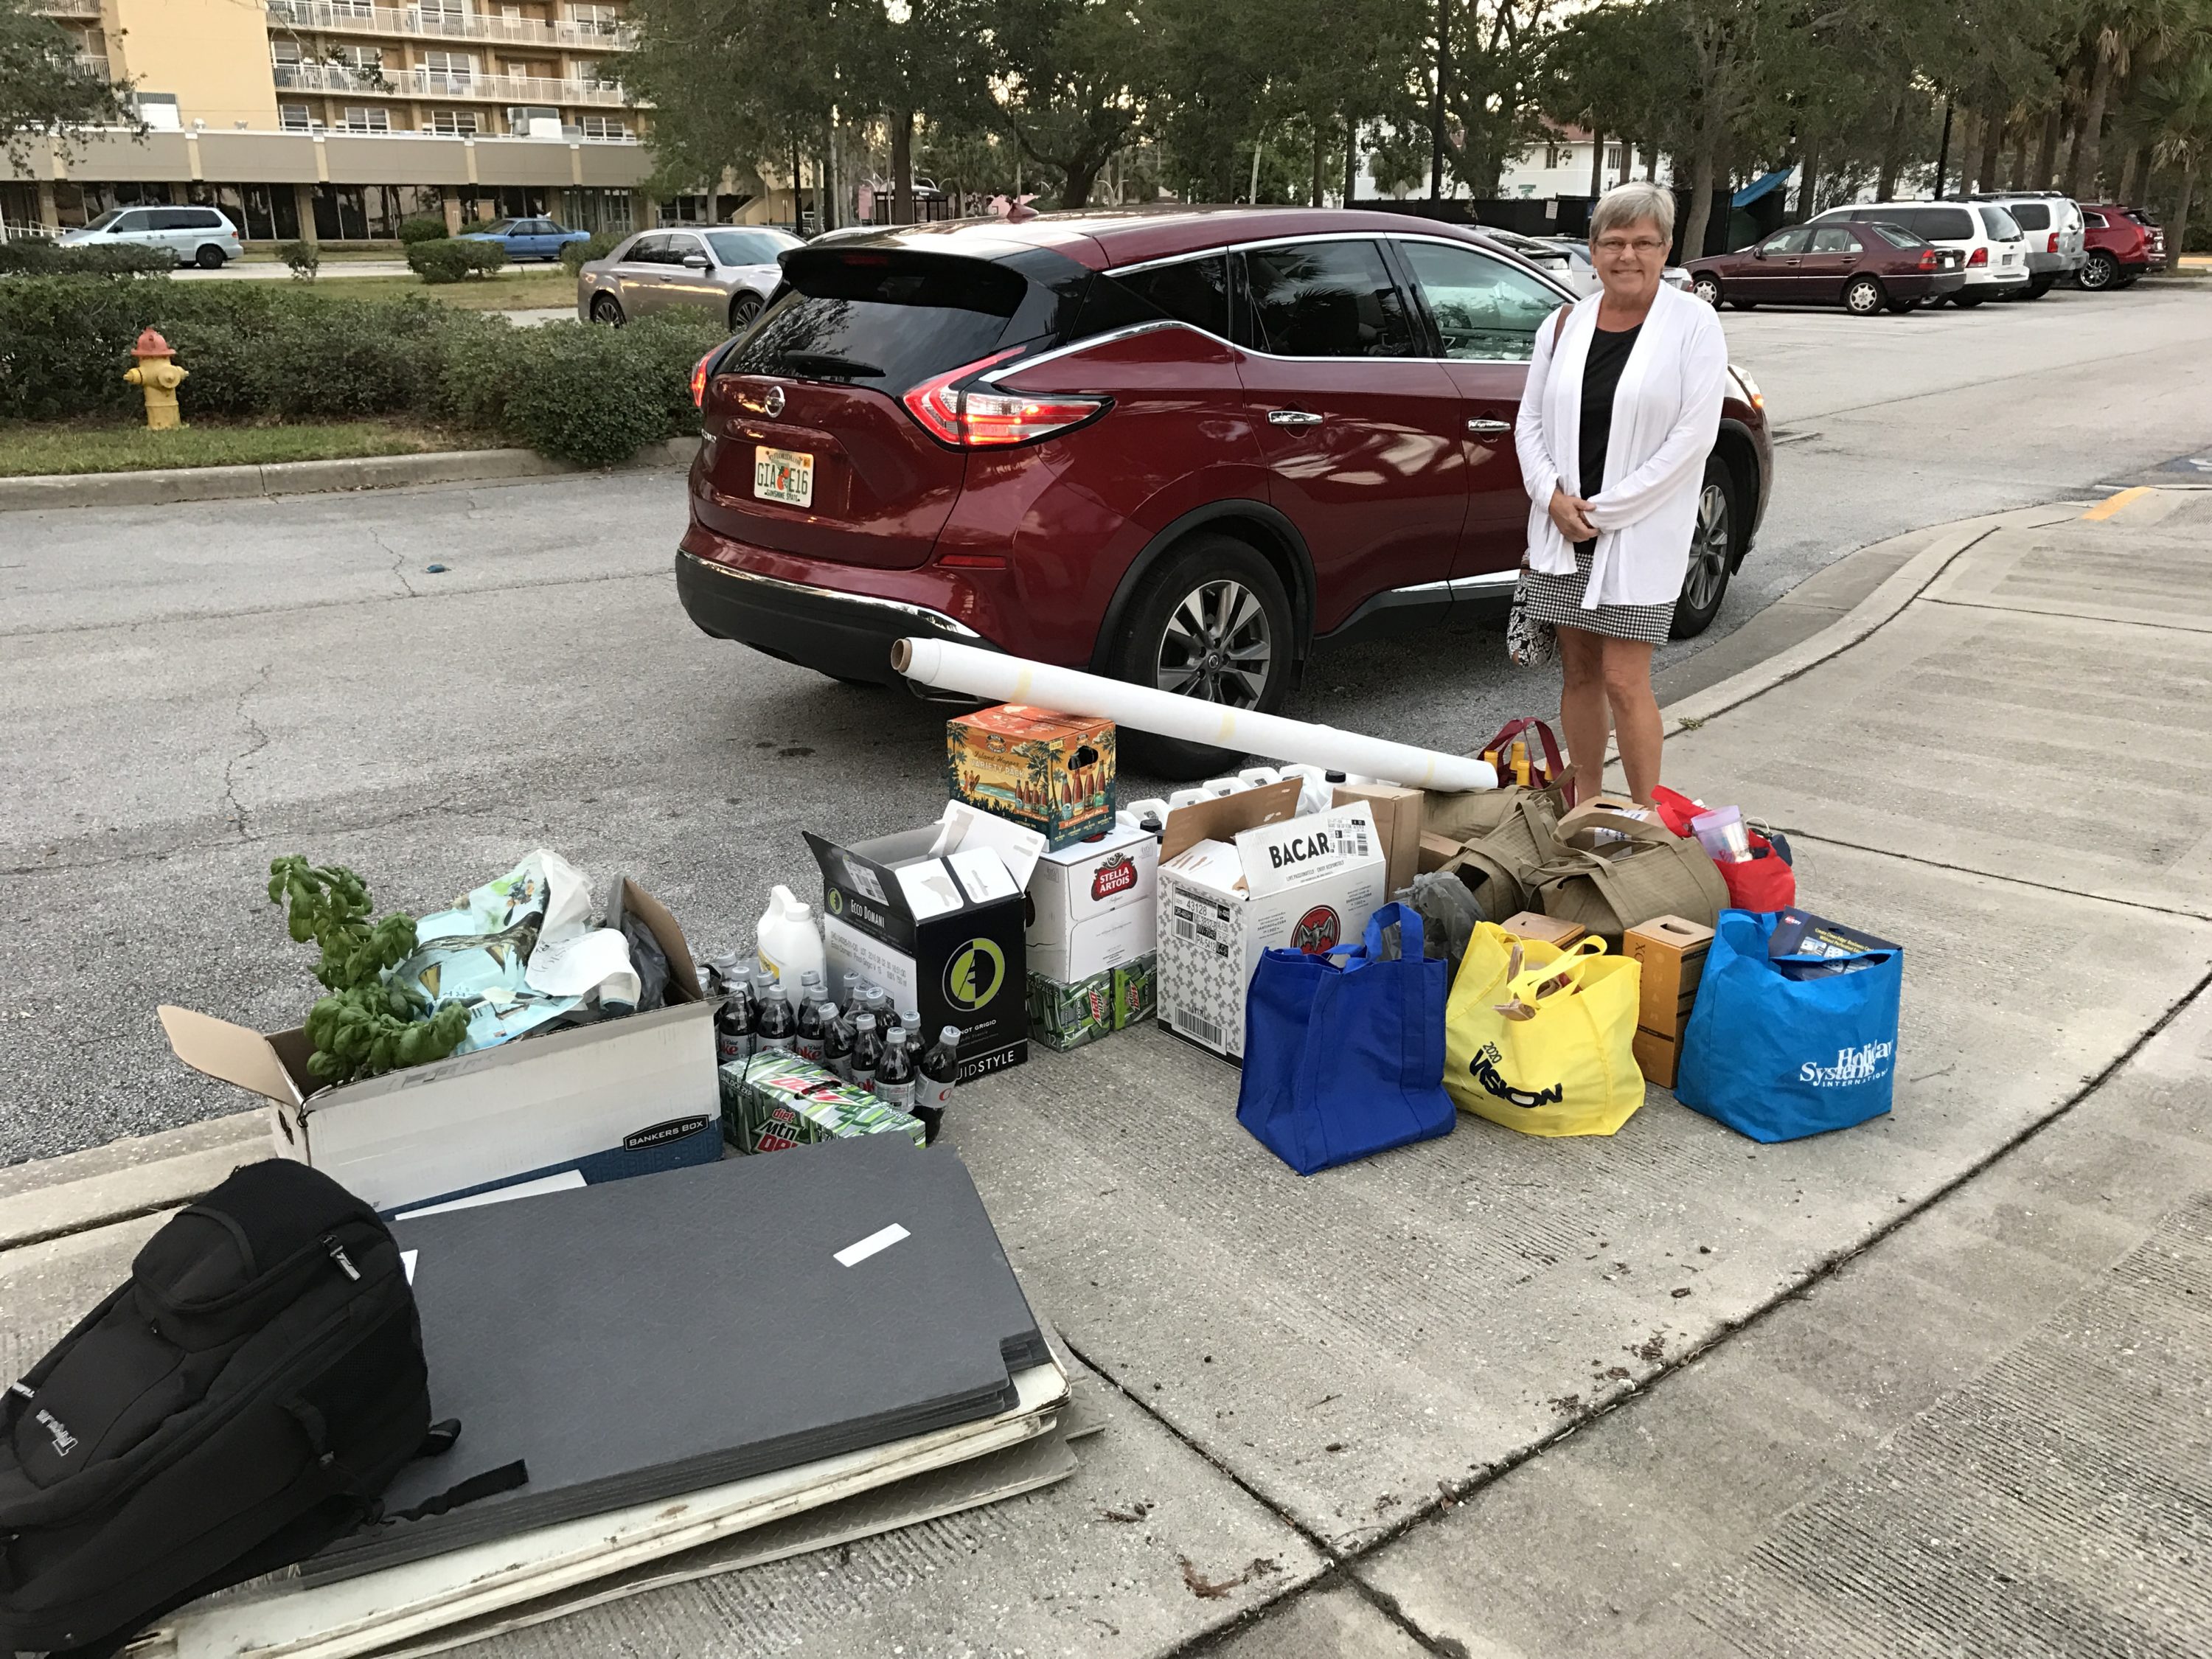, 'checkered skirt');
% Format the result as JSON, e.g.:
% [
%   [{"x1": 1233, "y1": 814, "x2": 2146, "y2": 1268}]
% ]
[{"x1": 1519, "y1": 543, "x2": 1675, "y2": 644}]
